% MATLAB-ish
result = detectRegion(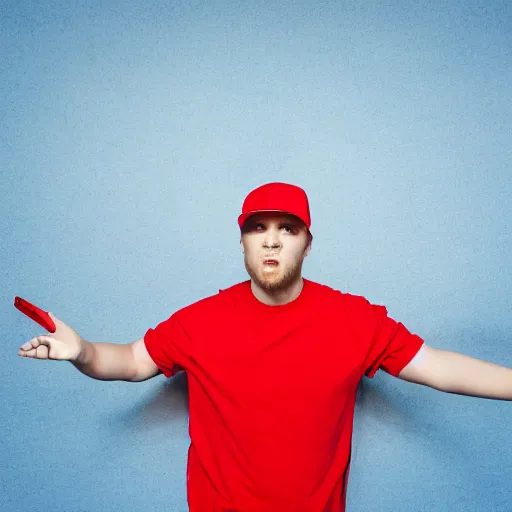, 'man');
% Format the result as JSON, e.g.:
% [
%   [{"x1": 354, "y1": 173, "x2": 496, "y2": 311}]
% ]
[{"x1": 18, "y1": 182, "x2": 512, "y2": 512}]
